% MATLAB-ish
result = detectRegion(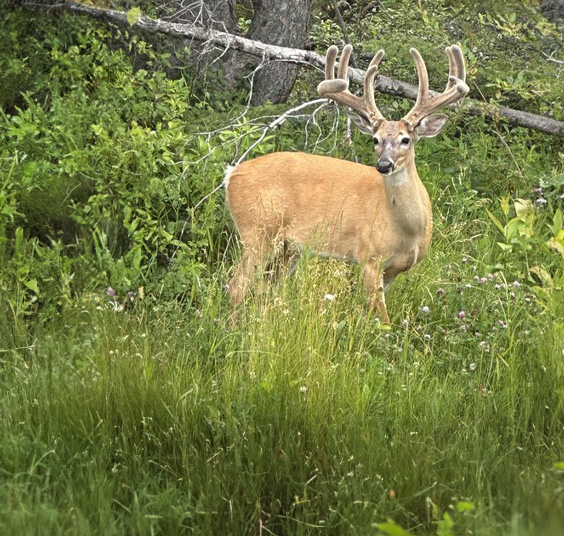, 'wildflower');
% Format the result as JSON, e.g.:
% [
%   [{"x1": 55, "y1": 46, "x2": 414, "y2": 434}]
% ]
[
  {"x1": 299, "y1": 385, "x2": 307, "y2": 394},
  {"x1": 512, "y1": 280, "x2": 521, "y2": 288},
  {"x1": 127, "y1": 290, "x2": 137, "y2": 302},
  {"x1": 498, "y1": 320, "x2": 507, "y2": 328},
  {"x1": 479, "y1": 341, "x2": 491, "y2": 352},
  {"x1": 421, "y1": 306, "x2": 430, "y2": 314},
  {"x1": 458, "y1": 311, "x2": 466, "y2": 320},
  {"x1": 436, "y1": 287, "x2": 445, "y2": 296},
  {"x1": 536, "y1": 197, "x2": 547, "y2": 206},
  {"x1": 465, "y1": 283, "x2": 472, "y2": 289},
  {"x1": 533, "y1": 187, "x2": 542, "y2": 194},
  {"x1": 462, "y1": 256, "x2": 468, "y2": 264},
  {"x1": 487, "y1": 273, "x2": 495, "y2": 281},
  {"x1": 324, "y1": 293, "x2": 336, "y2": 301},
  {"x1": 469, "y1": 363, "x2": 477, "y2": 371},
  {"x1": 107, "y1": 286, "x2": 116, "y2": 297},
  {"x1": 473, "y1": 275, "x2": 480, "y2": 281},
  {"x1": 480, "y1": 277, "x2": 488, "y2": 284}
]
